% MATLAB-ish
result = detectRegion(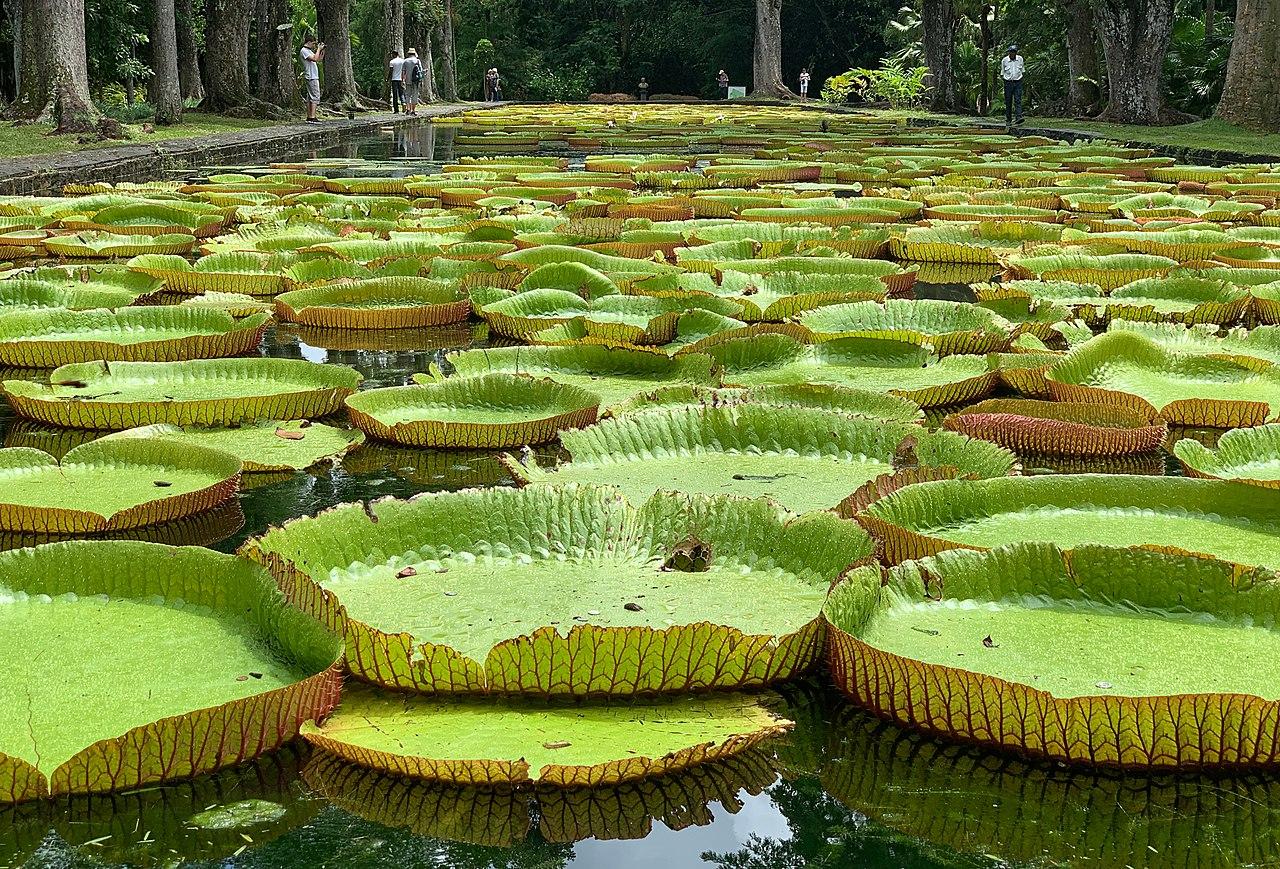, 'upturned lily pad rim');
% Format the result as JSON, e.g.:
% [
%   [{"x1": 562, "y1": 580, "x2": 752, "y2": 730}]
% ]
[
  {"x1": 824, "y1": 540, "x2": 1280, "y2": 769},
  {"x1": 1175, "y1": 424, "x2": 1280, "y2": 488},
  {"x1": 240, "y1": 484, "x2": 876, "y2": 697},
  {"x1": 0, "y1": 540, "x2": 342, "y2": 803}
]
